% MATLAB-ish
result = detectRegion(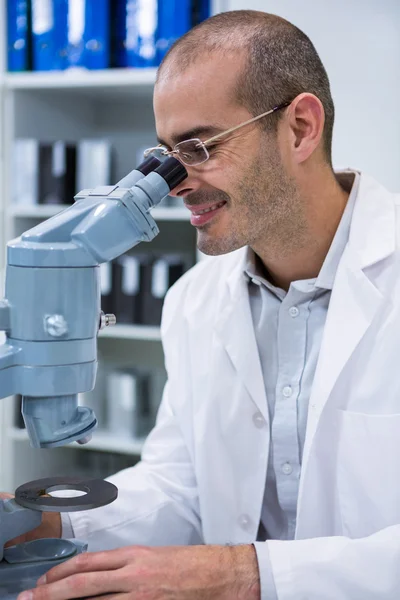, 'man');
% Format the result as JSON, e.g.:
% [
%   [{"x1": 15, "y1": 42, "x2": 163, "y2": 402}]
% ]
[{"x1": 12, "y1": 9, "x2": 400, "y2": 600}]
